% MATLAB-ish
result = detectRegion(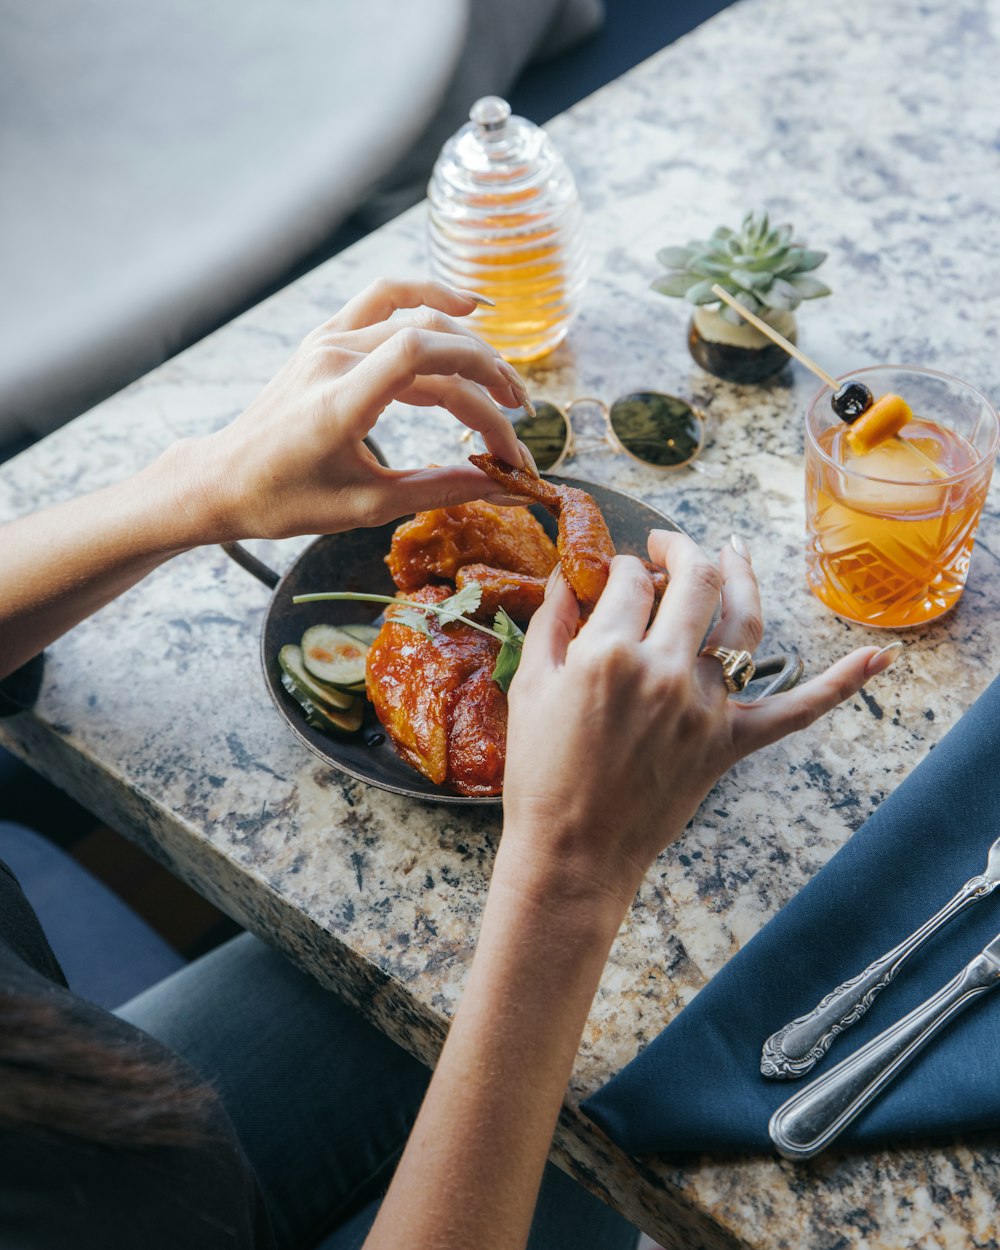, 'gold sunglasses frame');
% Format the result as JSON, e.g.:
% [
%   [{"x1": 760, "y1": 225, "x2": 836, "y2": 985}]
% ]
[
  {"x1": 460, "y1": 392, "x2": 711, "y2": 474},
  {"x1": 504, "y1": 393, "x2": 711, "y2": 475}
]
